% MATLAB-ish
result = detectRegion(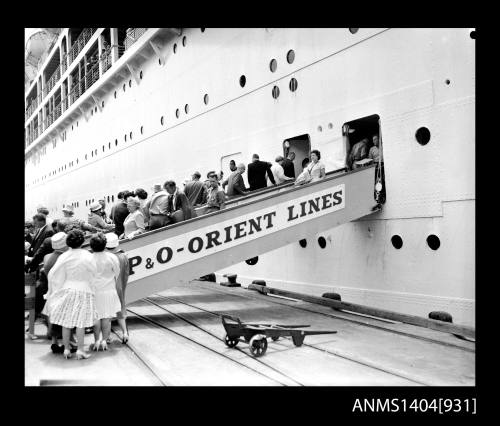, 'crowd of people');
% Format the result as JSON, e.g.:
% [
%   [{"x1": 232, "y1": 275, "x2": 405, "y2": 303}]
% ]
[{"x1": 25, "y1": 144, "x2": 383, "y2": 360}]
